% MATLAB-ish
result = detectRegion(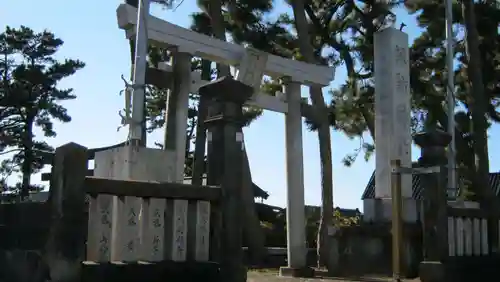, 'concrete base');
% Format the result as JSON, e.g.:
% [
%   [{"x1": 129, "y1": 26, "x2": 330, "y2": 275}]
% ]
[
  {"x1": 328, "y1": 223, "x2": 421, "y2": 278},
  {"x1": 419, "y1": 261, "x2": 446, "y2": 282},
  {"x1": 279, "y1": 266, "x2": 315, "y2": 278},
  {"x1": 363, "y1": 198, "x2": 419, "y2": 223}
]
